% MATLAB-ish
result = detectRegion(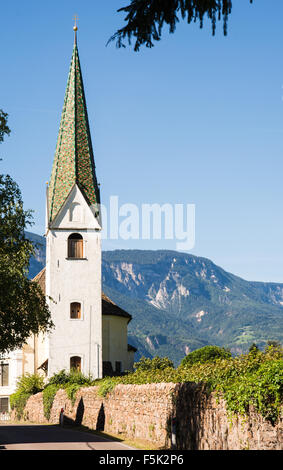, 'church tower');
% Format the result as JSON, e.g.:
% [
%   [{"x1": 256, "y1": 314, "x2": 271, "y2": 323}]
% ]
[{"x1": 45, "y1": 27, "x2": 102, "y2": 378}]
